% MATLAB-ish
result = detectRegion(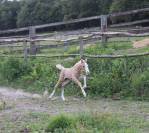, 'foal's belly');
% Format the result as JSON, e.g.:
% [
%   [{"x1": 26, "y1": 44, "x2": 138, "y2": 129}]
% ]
[
  {"x1": 63, "y1": 69, "x2": 72, "y2": 79},
  {"x1": 63, "y1": 68, "x2": 79, "y2": 79}
]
